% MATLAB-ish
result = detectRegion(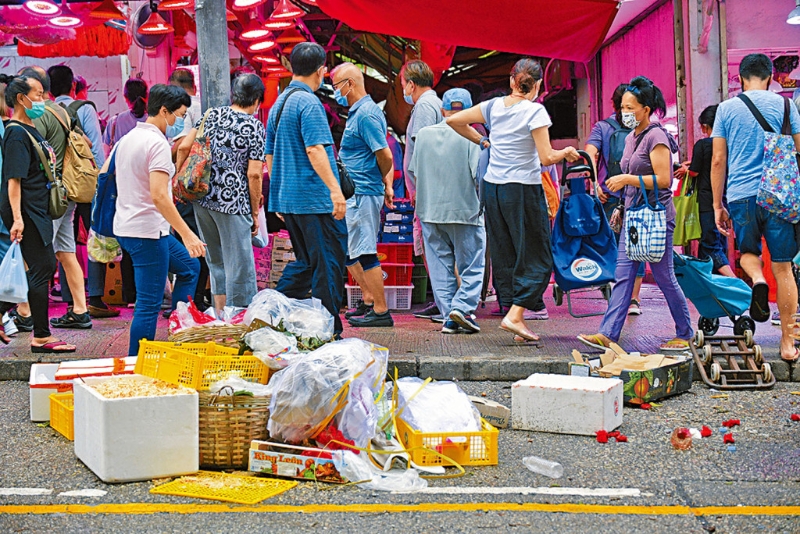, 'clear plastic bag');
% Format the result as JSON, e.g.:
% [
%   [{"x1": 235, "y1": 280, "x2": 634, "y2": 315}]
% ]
[
  {"x1": 245, "y1": 327, "x2": 298, "y2": 356},
  {"x1": 392, "y1": 377, "x2": 482, "y2": 433},
  {"x1": 284, "y1": 297, "x2": 334, "y2": 342},
  {"x1": 243, "y1": 288, "x2": 293, "y2": 327},
  {"x1": 86, "y1": 230, "x2": 122, "y2": 263},
  {"x1": 0, "y1": 242, "x2": 28, "y2": 303},
  {"x1": 267, "y1": 339, "x2": 388, "y2": 446},
  {"x1": 332, "y1": 450, "x2": 428, "y2": 493},
  {"x1": 209, "y1": 375, "x2": 273, "y2": 397}
]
